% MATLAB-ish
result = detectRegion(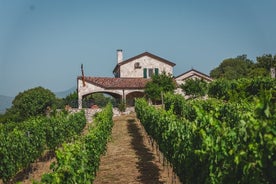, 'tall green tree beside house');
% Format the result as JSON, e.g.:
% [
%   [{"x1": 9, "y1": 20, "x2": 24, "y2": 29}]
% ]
[{"x1": 144, "y1": 71, "x2": 176, "y2": 103}]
